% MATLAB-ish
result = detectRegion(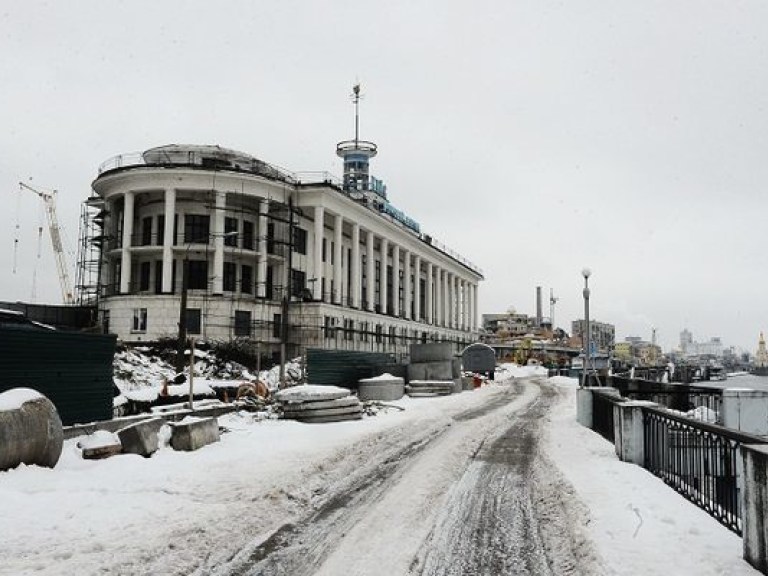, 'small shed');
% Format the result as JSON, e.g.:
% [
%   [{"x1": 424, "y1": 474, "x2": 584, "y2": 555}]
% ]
[{"x1": 461, "y1": 343, "x2": 496, "y2": 379}]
